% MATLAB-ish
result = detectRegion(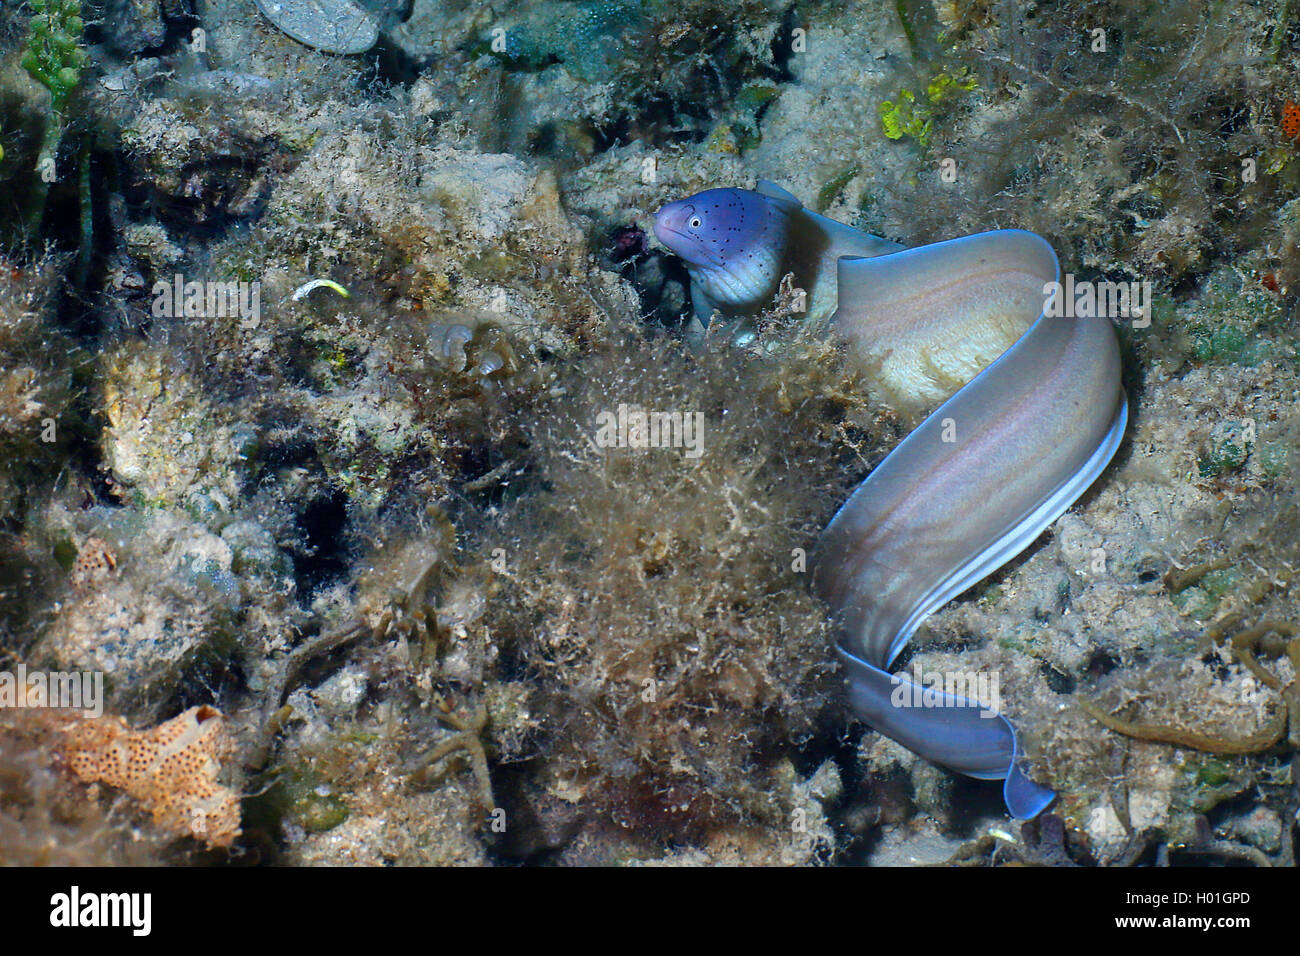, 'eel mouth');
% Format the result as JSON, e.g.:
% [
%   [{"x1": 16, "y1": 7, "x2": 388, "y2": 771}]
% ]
[{"x1": 652, "y1": 223, "x2": 727, "y2": 269}]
